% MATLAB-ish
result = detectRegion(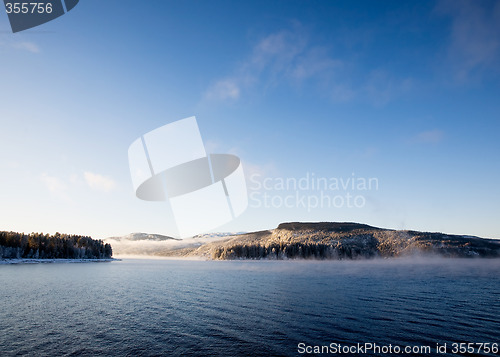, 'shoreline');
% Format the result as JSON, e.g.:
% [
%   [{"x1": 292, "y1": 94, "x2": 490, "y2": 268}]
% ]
[
  {"x1": 114, "y1": 254, "x2": 500, "y2": 262},
  {"x1": 0, "y1": 258, "x2": 120, "y2": 265}
]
